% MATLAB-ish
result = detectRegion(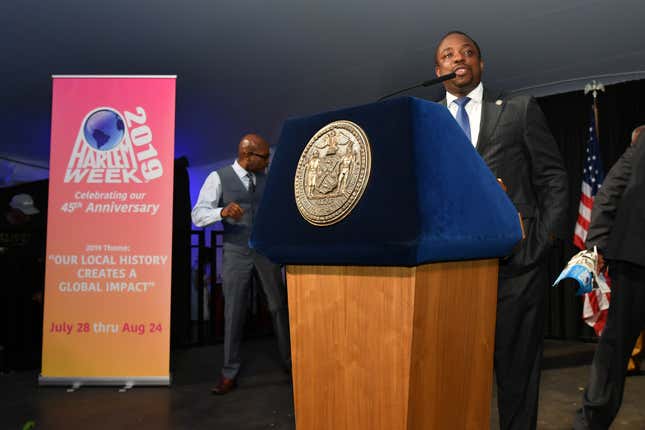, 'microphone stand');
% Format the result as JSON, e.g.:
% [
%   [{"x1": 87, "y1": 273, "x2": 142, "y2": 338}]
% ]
[{"x1": 377, "y1": 72, "x2": 456, "y2": 102}]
